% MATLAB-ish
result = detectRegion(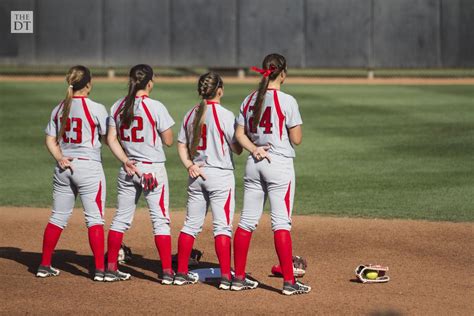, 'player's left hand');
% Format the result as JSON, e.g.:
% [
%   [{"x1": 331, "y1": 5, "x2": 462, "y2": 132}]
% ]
[
  {"x1": 124, "y1": 159, "x2": 138, "y2": 176},
  {"x1": 188, "y1": 163, "x2": 207, "y2": 180},
  {"x1": 58, "y1": 156, "x2": 74, "y2": 171},
  {"x1": 252, "y1": 145, "x2": 271, "y2": 163}
]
